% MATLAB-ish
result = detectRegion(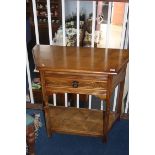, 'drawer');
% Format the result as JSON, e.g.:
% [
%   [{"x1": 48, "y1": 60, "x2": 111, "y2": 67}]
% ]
[
  {"x1": 43, "y1": 72, "x2": 108, "y2": 96},
  {"x1": 45, "y1": 77, "x2": 107, "y2": 90}
]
